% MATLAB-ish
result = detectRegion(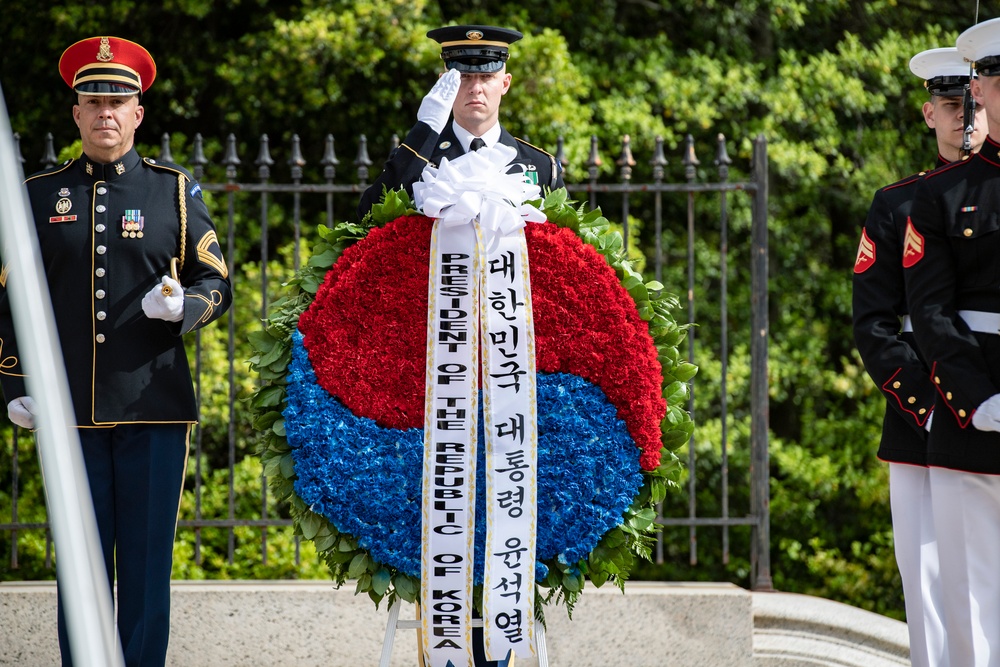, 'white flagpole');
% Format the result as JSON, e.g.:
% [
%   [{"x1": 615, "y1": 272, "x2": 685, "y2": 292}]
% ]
[{"x1": 0, "y1": 83, "x2": 124, "y2": 667}]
